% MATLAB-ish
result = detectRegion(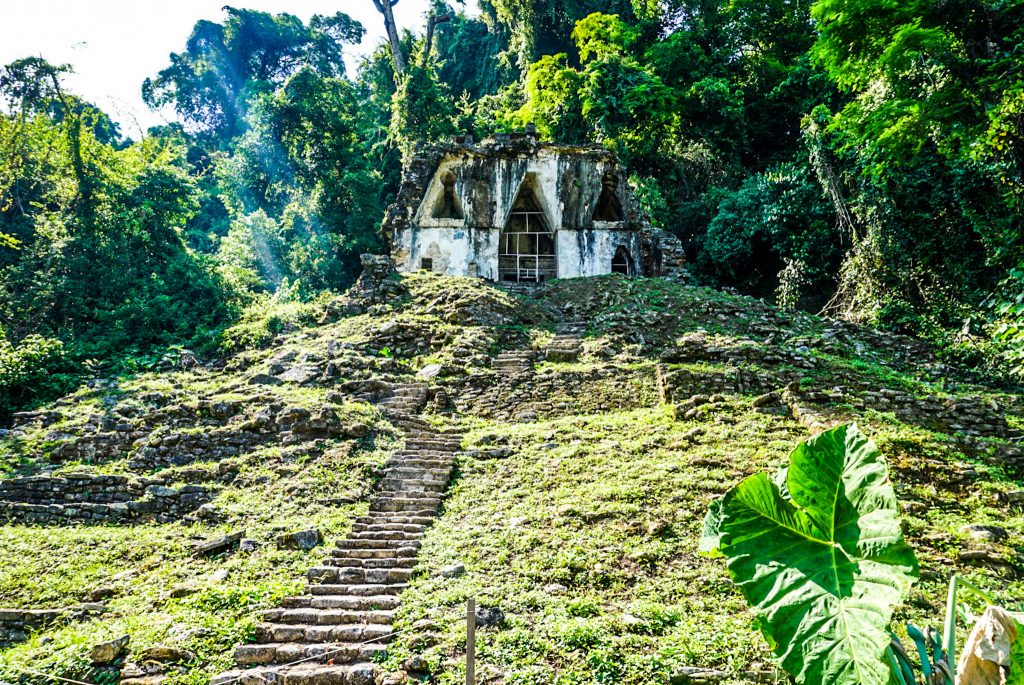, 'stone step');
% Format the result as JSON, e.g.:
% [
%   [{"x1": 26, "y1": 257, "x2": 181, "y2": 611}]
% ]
[
  {"x1": 336, "y1": 538, "x2": 421, "y2": 550},
  {"x1": 234, "y1": 642, "x2": 387, "y2": 667},
  {"x1": 491, "y1": 360, "x2": 532, "y2": 370},
  {"x1": 371, "y1": 496, "x2": 440, "y2": 511},
  {"x1": 281, "y1": 595, "x2": 313, "y2": 608},
  {"x1": 308, "y1": 595, "x2": 400, "y2": 611},
  {"x1": 330, "y1": 544, "x2": 418, "y2": 557},
  {"x1": 370, "y1": 491, "x2": 444, "y2": 503},
  {"x1": 380, "y1": 402, "x2": 422, "y2": 411},
  {"x1": 397, "y1": 443, "x2": 452, "y2": 453},
  {"x1": 384, "y1": 459, "x2": 454, "y2": 471},
  {"x1": 322, "y1": 556, "x2": 416, "y2": 570},
  {"x1": 308, "y1": 566, "x2": 413, "y2": 584},
  {"x1": 326, "y1": 551, "x2": 417, "y2": 564},
  {"x1": 372, "y1": 490, "x2": 443, "y2": 504},
  {"x1": 379, "y1": 480, "x2": 448, "y2": 494},
  {"x1": 404, "y1": 440, "x2": 462, "y2": 451},
  {"x1": 380, "y1": 470, "x2": 451, "y2": 480},
  {"x1": 350, "y1": 521, "x2": 427, "y2": 533},
  {"x1": 354, "y1": 514, "x2": 434, "y2": 526},
  {"x1": 380, "y1": 470, "x2": 451, "y2": 483},
  {"x1": 261, "y1": 608, "x2": 394, "y2": 626},
  {"x1": 255, "y1": 622, "x2": 394, "y2": 644},
  {"x1": 374, "y1": 493, "x2": 442, "y2": 509},
  {"x1": 212, "y1": 662, "x2": 381, "y2": 685},
  {"x1": 348, "y1": 530, "x2": 424, "y2": 542},
  {"x1": 396, "y1": 448, "x2": 457, "y2": 456},
  {"x1": 390, "y1": 388, "x2": 427, "y2": 397},
  {"x1": 396, "y1": 452, "x2": 458, "y2": 461},
  {"x1": 379, "y1": 478, "x2": 449, "y2": 492},
  {"x1": 365, "y1": 497, "x2": 442, "y2": 507},
  {"x1": 385, "y1": 465, "x2": 451, "y2": 478},
  {"x1": 386, "y1": 454, "x2": 456, "y2": 465},
  {"x1": 307, "y1": 583, "x2": 408, "y2": 597}
]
